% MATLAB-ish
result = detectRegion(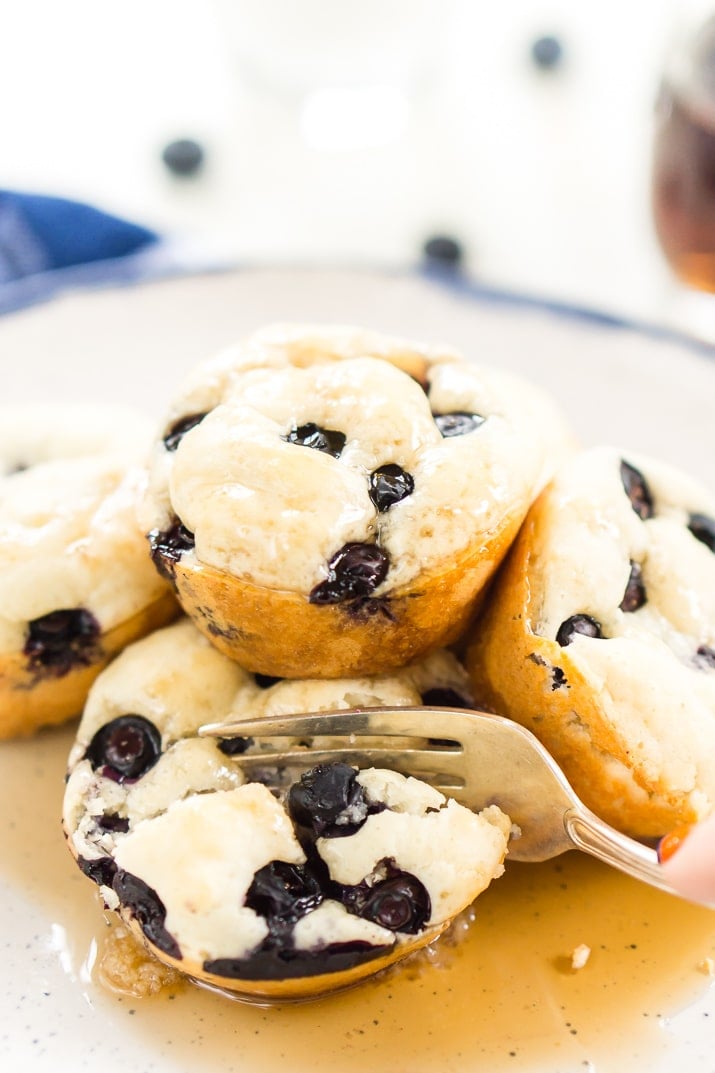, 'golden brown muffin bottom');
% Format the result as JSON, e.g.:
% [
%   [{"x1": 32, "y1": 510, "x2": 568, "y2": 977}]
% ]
[
  {"x1": 118, "y1": 911, "x2": 448, "y2": 1003},
  {"x1": 0, "y1": 591, "x2": 179, "y2": 739},
  {"x1": 465, "y1": 493, "x2": 707, "y2": 839},
  {"x1": 171, "y1": 505, "x2": 528, "y2": 679}
]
